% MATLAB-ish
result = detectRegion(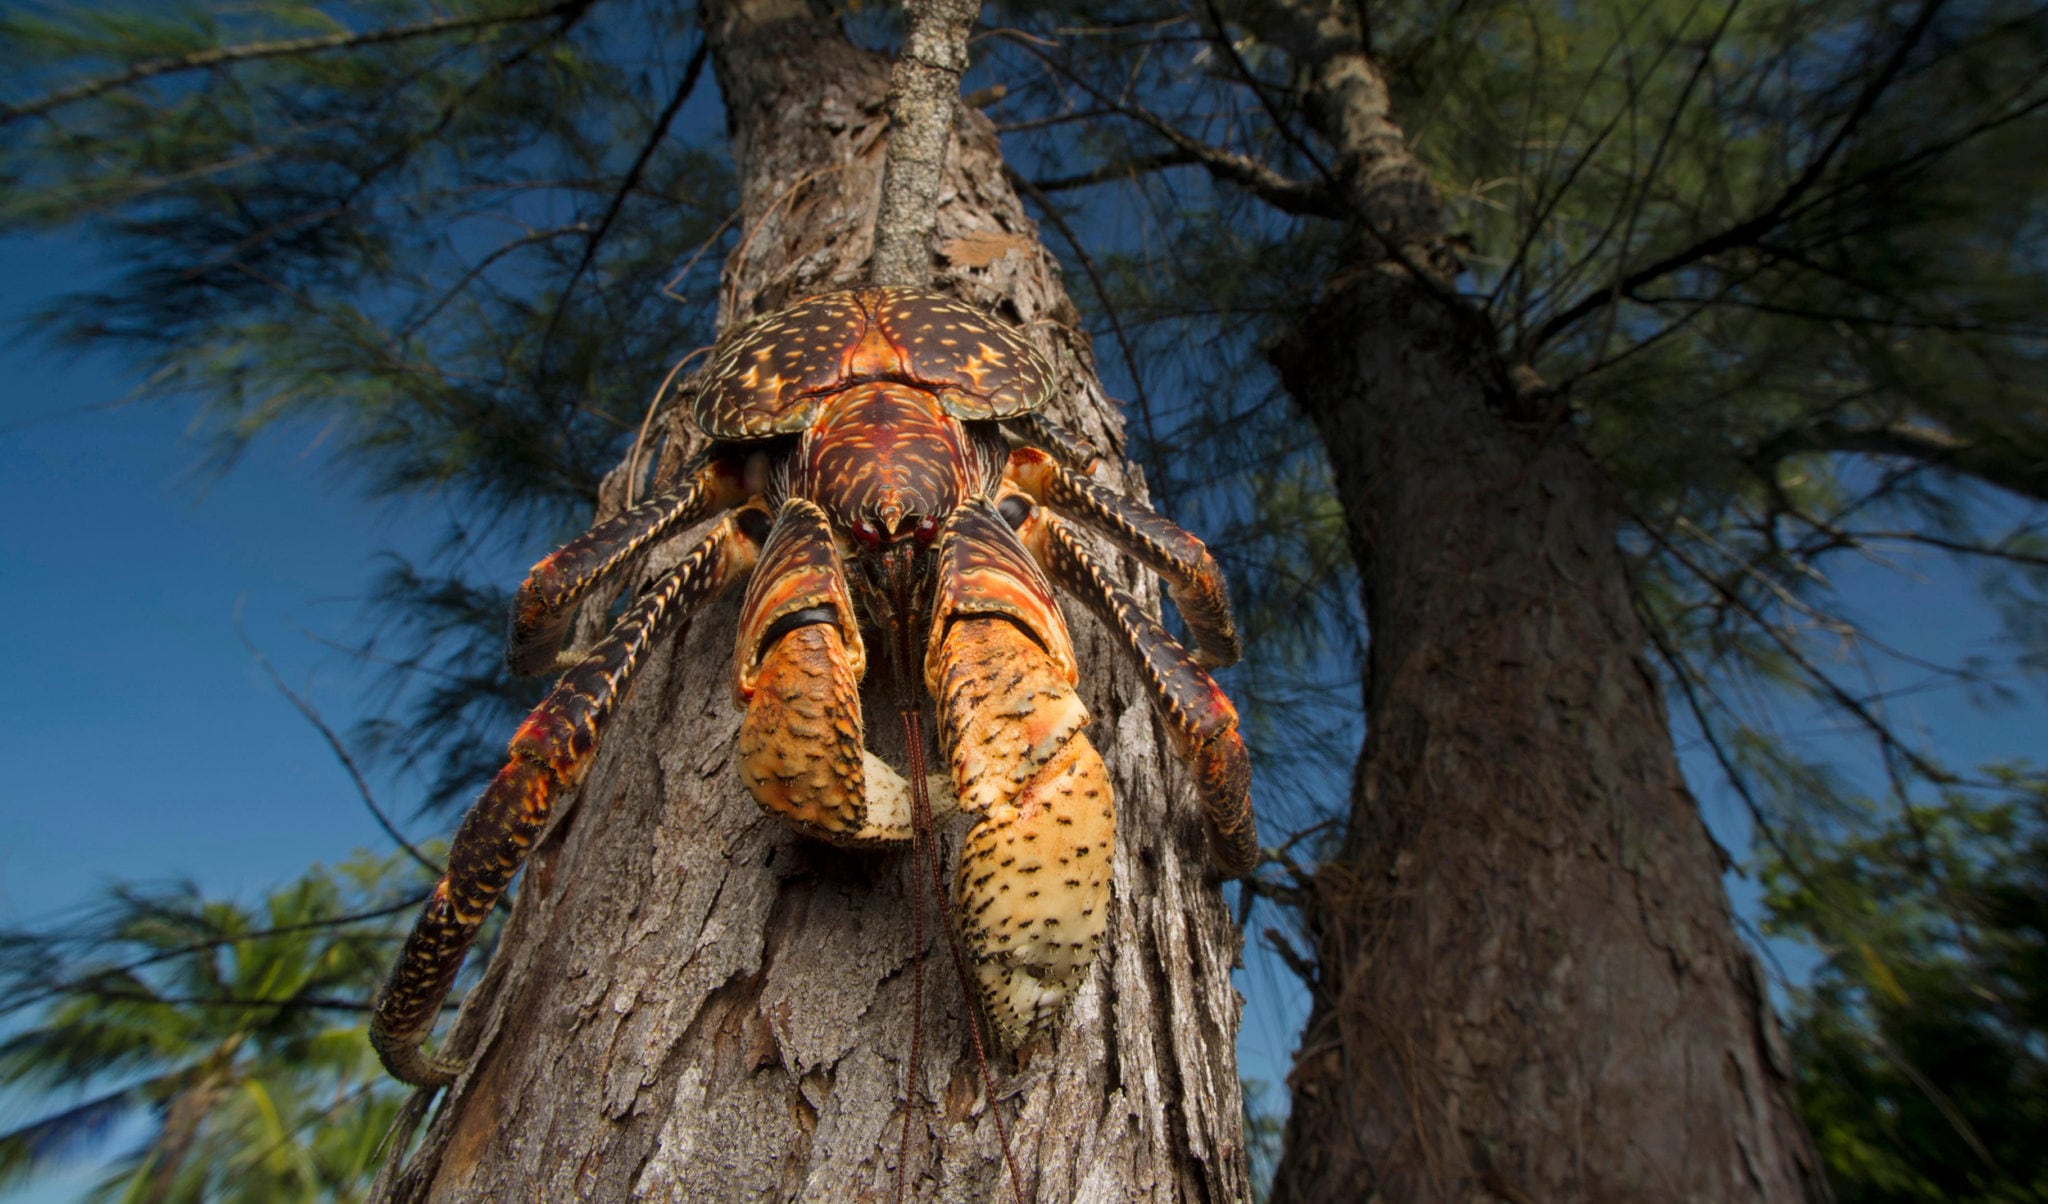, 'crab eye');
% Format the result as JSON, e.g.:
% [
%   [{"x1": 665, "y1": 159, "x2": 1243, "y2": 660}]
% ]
[
  {"x1": 850, "y1": 518, "x2": 882, "y2": 549},
  {"x1": 913, "y1": 516, "x2": 941, "y2": 545},
  {"x1": 998, "y1": 495, "x2": 1033, "y2": 530}
]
